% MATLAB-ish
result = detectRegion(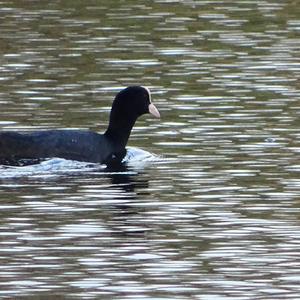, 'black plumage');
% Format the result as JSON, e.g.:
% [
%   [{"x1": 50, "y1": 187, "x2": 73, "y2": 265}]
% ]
[{"x1": 0, "y1": 86, "x2": 160, "y2": 166}]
